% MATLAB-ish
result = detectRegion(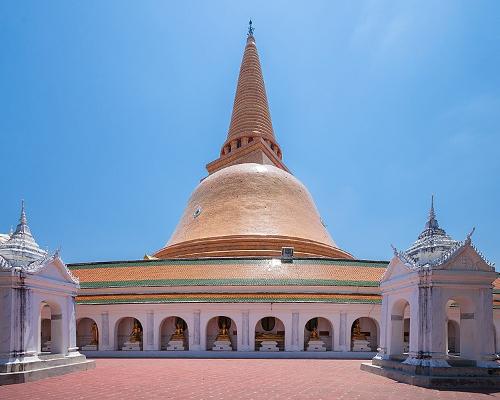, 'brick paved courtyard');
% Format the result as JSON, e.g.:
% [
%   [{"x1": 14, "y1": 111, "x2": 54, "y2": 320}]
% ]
[{"x1": 1, "y1": 359, "x2": 498, "y2": 399}]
